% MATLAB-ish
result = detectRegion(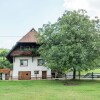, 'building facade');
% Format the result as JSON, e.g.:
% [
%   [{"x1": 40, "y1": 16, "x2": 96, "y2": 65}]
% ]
[{"x1": 7, "y1": 28, "x2": 51, "y2": 80}]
